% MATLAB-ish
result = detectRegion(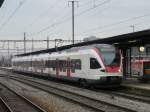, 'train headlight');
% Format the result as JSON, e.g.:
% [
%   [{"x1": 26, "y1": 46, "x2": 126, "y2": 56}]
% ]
[{"x1": 118, "y1": 69, "x2": 121, "y2": 72}]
